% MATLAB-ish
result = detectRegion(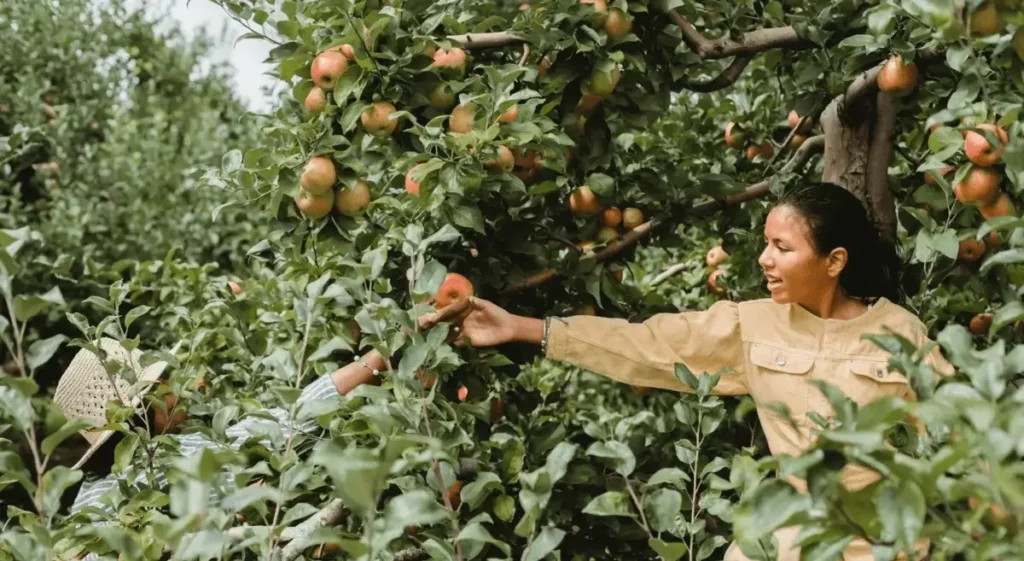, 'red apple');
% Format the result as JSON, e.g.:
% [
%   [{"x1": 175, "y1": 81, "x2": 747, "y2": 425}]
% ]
[{"x1": 434, "y1": 273, "x2": 475, "y2": 308}]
